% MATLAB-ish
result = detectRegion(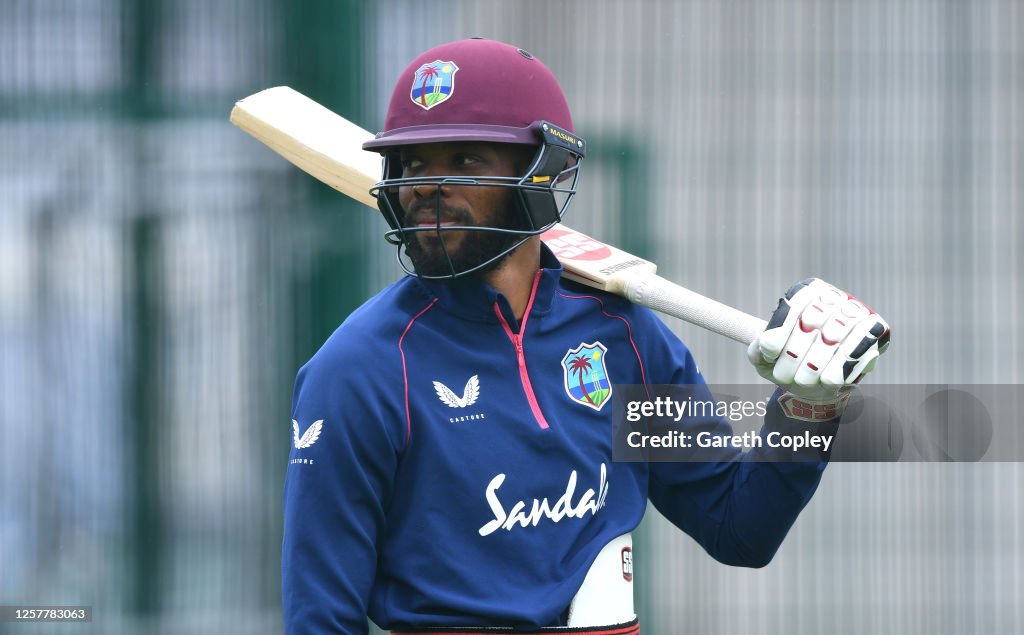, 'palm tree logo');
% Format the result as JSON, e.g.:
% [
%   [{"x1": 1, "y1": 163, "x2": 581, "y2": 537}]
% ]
[
  {"x1": 561, "y1": 342, "x2": 612, "y2": 411},
  {"x1": 410, "y1": 60, "x2": 459, "y2": 110},
  {"x1": 416, "y1": 65, "x2": 439, "y2": 106}
]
